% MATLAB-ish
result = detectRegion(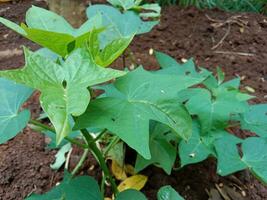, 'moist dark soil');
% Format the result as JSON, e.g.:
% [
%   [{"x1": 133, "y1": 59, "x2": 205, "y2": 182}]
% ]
[{"x1": 0, "y1": 0, "x2": 267, "y2": 200}]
